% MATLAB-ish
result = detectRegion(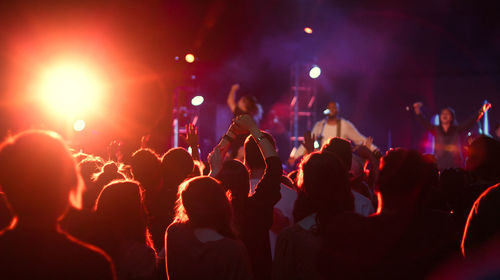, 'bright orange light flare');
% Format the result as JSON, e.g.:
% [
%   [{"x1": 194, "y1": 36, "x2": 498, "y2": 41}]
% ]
[
  {"x1": 185, "y1": 53, "x2": 195, "y2": 63},
  {"x1": 37, "y1": 61, "x2": 105, "y2": 118},
  {"x1": 304, "y1": 27, "x2": 313, "y2": 34}
]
